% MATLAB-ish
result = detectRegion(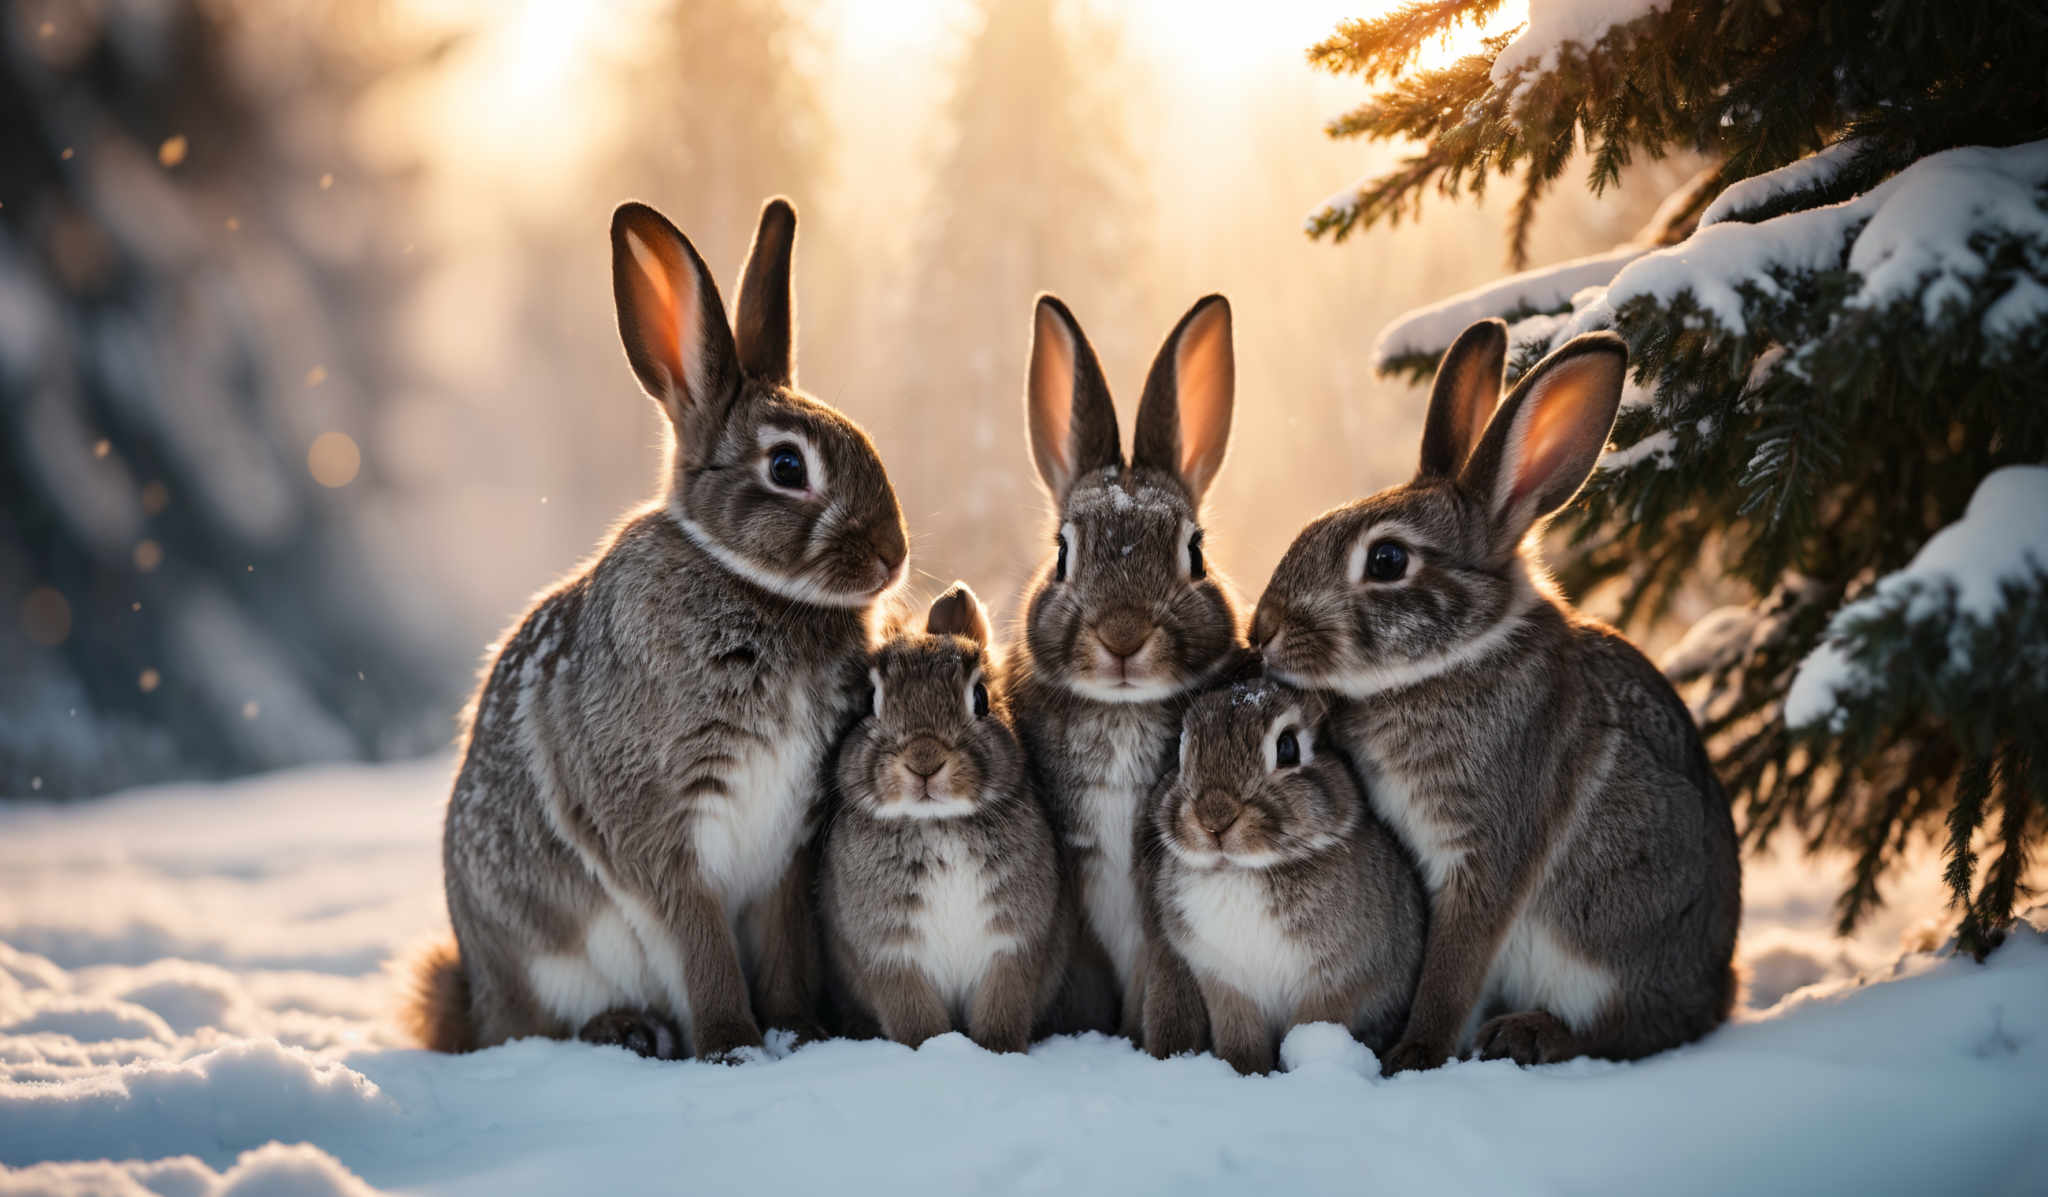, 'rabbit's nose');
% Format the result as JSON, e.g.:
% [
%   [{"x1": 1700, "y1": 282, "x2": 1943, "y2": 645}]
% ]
[
  {"x1": 1193, "y1": 791, "x2": 1240, "y2": 837},
  {"x1": 902, "y1": 738, "x2": 948, "y2": 779},
  {"x1": 1250, "y1": 598, "x2": 1283, "y2": 650},
  {"x1": 861, "y1": 521, "x2": 907, "y2": 593},
  {"x1": 870, "y1": 518, "x2": 907, "y2": 577},
  {"x1": 1095, "y1": 609, "x2": 1154, "y2": 659}
]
